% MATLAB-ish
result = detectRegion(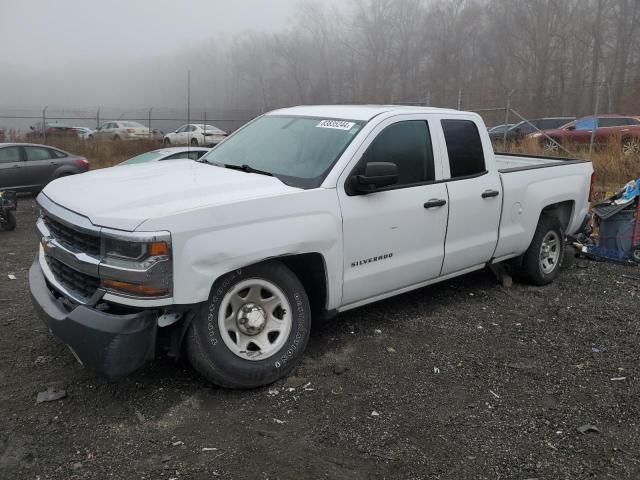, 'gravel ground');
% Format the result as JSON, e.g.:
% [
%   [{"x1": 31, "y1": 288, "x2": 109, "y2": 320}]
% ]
[{"x1": 1, "y1": 198, "x2": 639, "y2": 479}]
